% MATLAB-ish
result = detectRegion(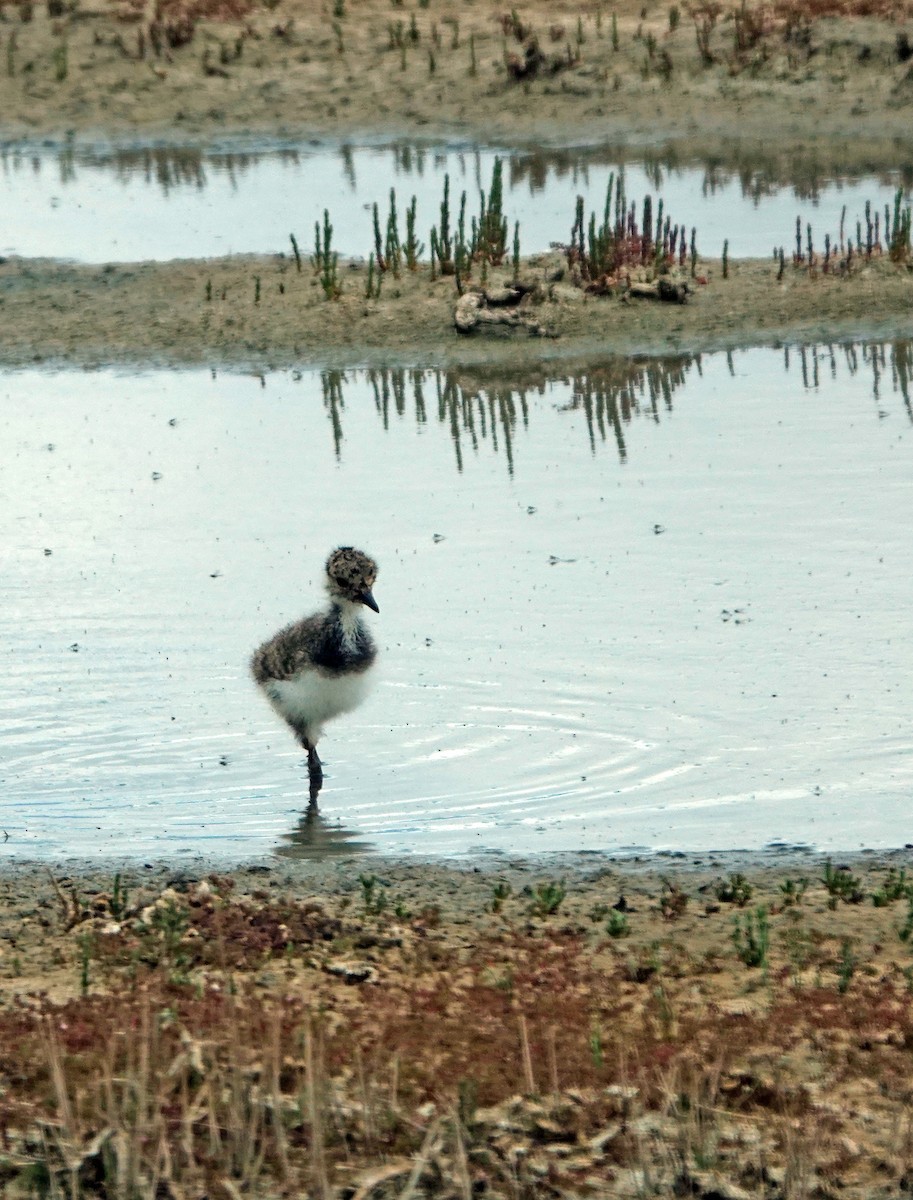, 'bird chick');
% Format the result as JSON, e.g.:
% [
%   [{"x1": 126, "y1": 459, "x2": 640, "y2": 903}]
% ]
[{"x1": 251, "y1": 547, "x2": 379, "y2": 804}]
